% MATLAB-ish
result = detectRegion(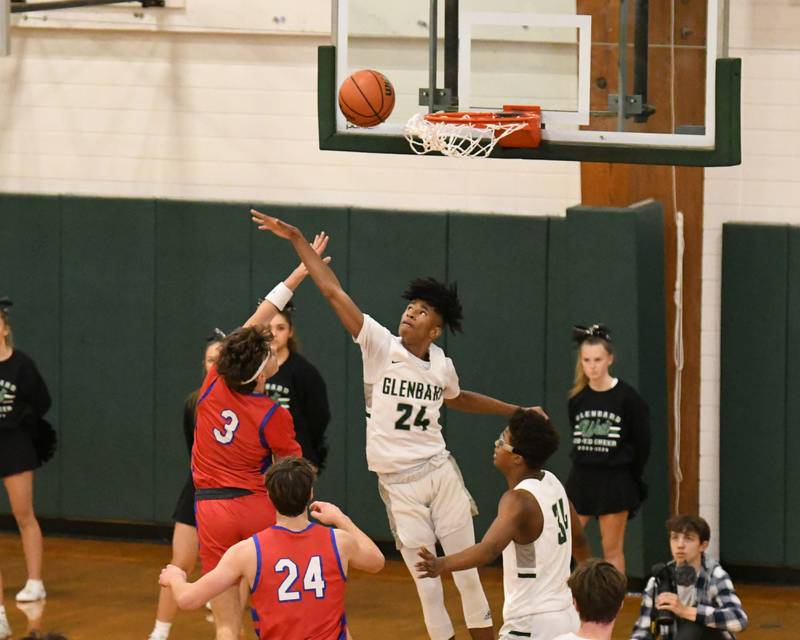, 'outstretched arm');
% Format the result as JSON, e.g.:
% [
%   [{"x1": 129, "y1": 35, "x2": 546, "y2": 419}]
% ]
[
  {"x1": 159, "y1": 538, "x2": 253, "y2": 609},
  {"x1": 252, "y1": 210, "x2": 364, "y2": 338},
  {"x1": 444, "y1": 390, "x2": 520, "y2": 416},
  {"x1": 243, "y1": 231, "x2": 330, "y2": 328},
  {"x1": 444, "y1": 390, "x2": 547, "y2": 420},
  {"x1": 415, "y1": 490, "x2": 531, "y2": 577}
]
